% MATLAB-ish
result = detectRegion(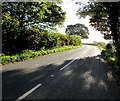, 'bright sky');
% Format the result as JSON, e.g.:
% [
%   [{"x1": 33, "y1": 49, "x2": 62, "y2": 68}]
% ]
[{"x1": 57, "y1": 0, "x2": 110, "y2": 43}]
